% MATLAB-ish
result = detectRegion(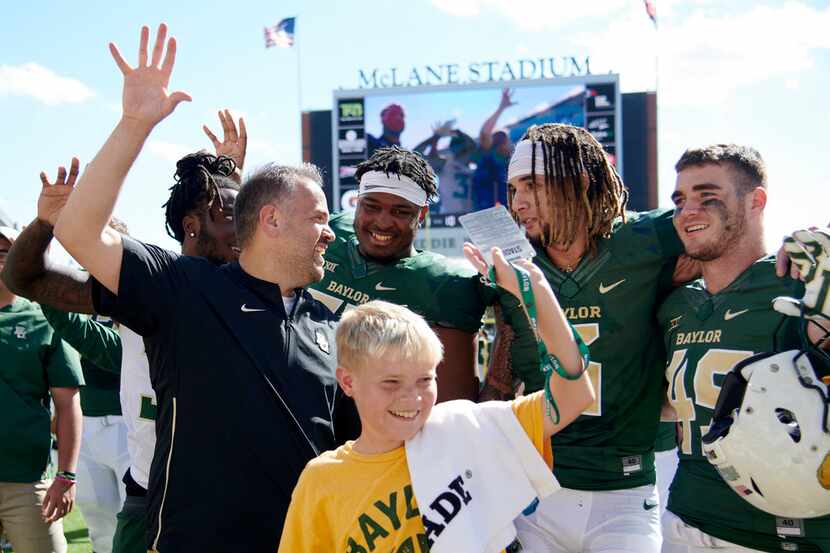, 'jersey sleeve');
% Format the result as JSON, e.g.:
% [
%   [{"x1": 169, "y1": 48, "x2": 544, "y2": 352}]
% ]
[
  {"x1": 431, "y1": 272, "x2": 491, "y2": 333},
  {"x1": 510, "y1": 391, "x2": 553, "y2": 468},
  {"x1": 277, "y1": 464, "x2": 333, "y2": 553},
  {"x1": 91, "y1": 236, "x2": 182, "y2": 337},
  {"x1": 650, "y1": 209, "x2": 684, "y2": 259},
  {"x1": 43, "y1": 332, "x2": 84, "y2": 388},
  {"x1": 40, "y1": 305, "x2": 122, "y2": 374}
]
